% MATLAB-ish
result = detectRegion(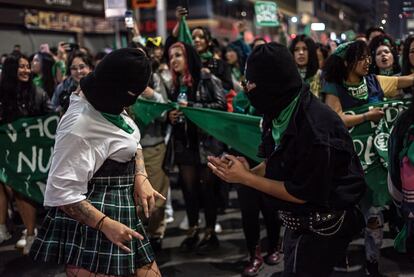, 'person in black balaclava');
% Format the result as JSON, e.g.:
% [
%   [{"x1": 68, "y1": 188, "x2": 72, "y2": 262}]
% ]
[
  {"x1": 208, "y1": 42, "x2": 366, "y2": 276},
  {"x1": 30, "y1": 48, "x2": 165, "y2": 277}
]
